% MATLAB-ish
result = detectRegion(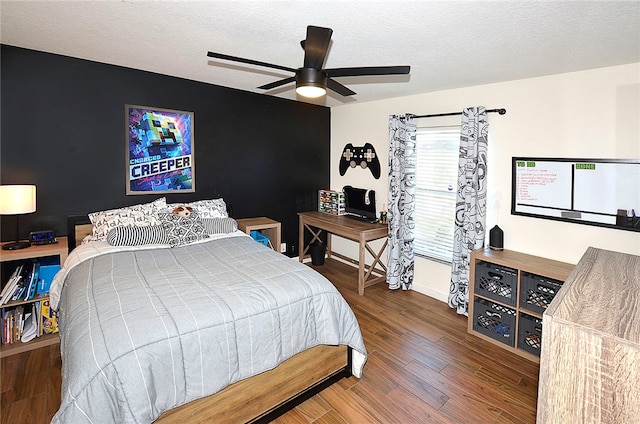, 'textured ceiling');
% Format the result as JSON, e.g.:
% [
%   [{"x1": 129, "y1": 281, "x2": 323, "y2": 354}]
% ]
[{"x1": 1, "y1": 0, "x2": 639, "y2": 107}]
